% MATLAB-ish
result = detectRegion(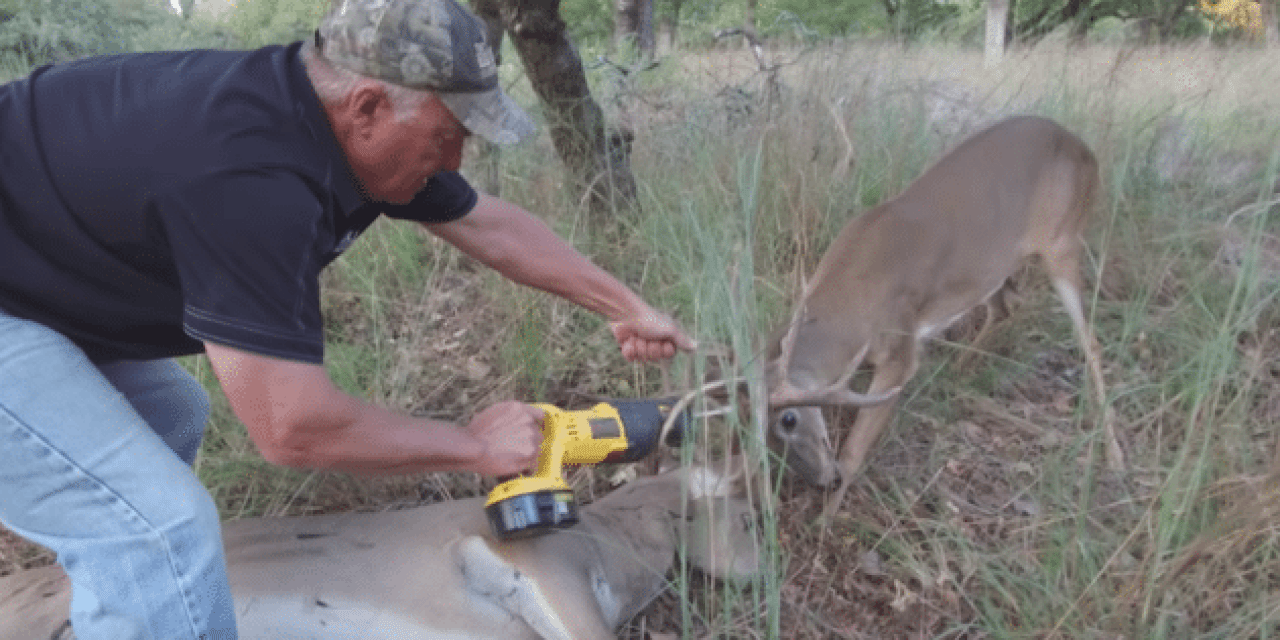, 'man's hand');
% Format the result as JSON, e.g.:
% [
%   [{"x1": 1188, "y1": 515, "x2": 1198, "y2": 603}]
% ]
[
  {"x1": 609, "y1": 310, "x2": 698, "y2": 362},
  {"x1": 465, "y1": 402, "x2": 544, "y2": 476}
]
